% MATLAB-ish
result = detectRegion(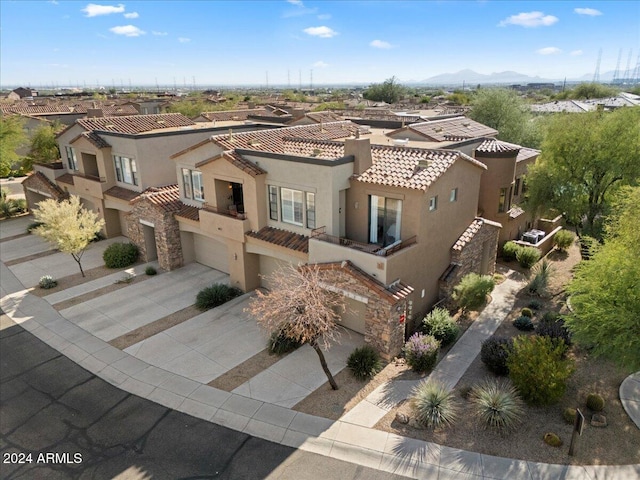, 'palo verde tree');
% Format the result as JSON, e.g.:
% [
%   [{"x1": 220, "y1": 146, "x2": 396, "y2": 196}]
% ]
[
  {"x1": 363, "y1": 76, "x2": 405, "y2": 104},
  {"x1": 0, "y1": 116, "x2": 27, "y2": 177},
  {"x1": 32, "y1": 196, "x2": 105, "y2": 277},
  {"x1": 526, "y1": 107, "x2": 640, "y2": 237},
  {"x1": 565, "y1": 186, "x2": 640, "y2": 370},
  {"x1": 27, "y1": 123, "x2": 60, "y2": 167},
  {"x1": 246, "y1": 263, "x2": 345, "y2": 389}
]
